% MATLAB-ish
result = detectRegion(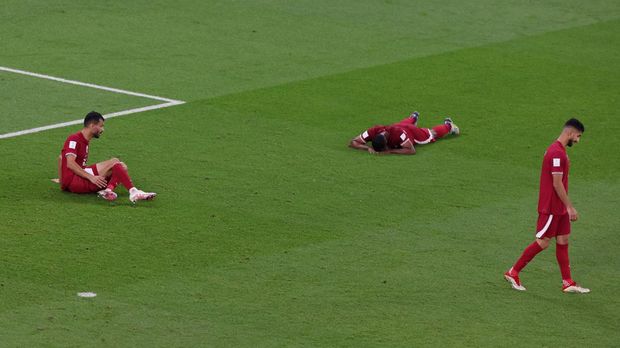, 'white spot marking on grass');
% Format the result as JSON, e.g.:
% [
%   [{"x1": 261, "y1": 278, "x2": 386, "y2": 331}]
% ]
[{"x1": 77, "y1": 292, "x2": 97, "y2": 298}]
